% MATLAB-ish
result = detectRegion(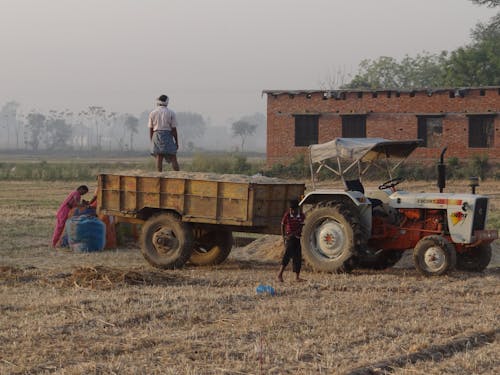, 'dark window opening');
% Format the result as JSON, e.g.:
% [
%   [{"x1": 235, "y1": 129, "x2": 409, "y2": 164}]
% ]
[
  {"x1": 342, "y1": 115, "x2": 366, "y2": 138},
  {"x1": 294, "y1": 115, "x2": 319, "y2": 146},
  {"x1": 417, "y1": 117, "x2": 443, "y2": 148},
  {"x1": 449, "y1": 91, "x2": 455, "y2": 98},
  {"x1": 480, "y1": 89, "x2": 485, "y2": 96},
  {"x1": 357, "y1": 92, "x2": 363, "y2": 99},
  {"x1": 396, "y1": 92, "x2": 401, "y2": 97},
  {"x1": 372, "y1": 92, "x2": 378, "y2": 98},
  {"x1": 469, "y1": 115, "x2": 495, "y2": 148},
  {"x1": 386, "y1": 91, "x2": 391, "y2": 98},
  {"x1": 410, "y1": 91, "x2": 416, "y2": 97}
]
